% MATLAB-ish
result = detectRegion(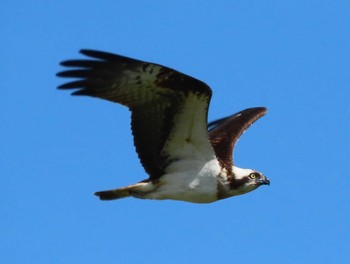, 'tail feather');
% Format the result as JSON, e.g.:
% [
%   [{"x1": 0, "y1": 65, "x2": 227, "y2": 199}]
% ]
[
  {"x1": 94, "y1": 181, "x2": 156, "y2": 201},
  {"x1": 94, "y1": 188, "x2": 131, "y2": 200}
]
